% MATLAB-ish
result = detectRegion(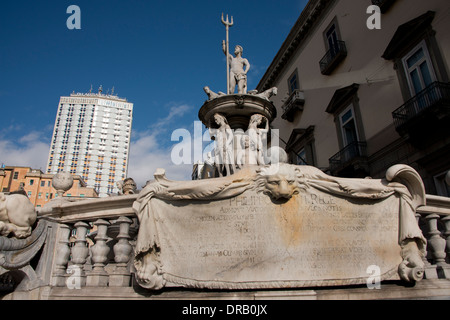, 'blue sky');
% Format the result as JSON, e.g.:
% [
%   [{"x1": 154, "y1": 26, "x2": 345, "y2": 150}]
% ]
[{"x1": 0, "y1": 0, "x2": 307, "y2": 185}]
